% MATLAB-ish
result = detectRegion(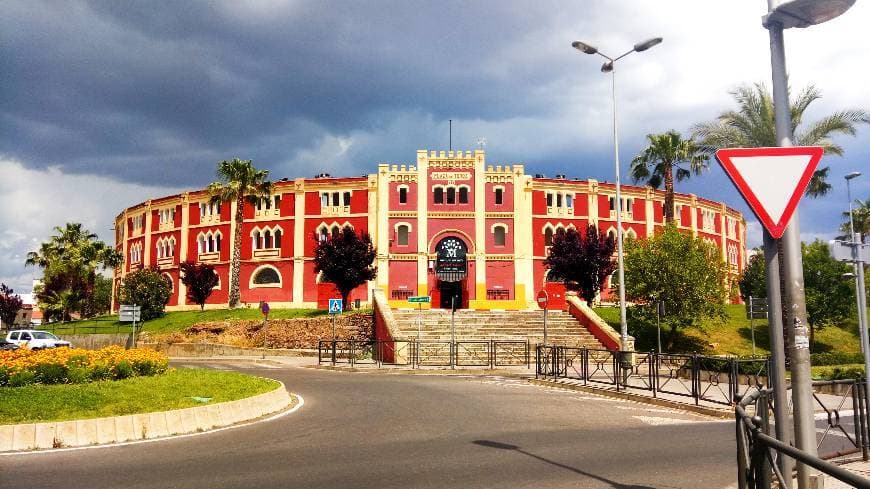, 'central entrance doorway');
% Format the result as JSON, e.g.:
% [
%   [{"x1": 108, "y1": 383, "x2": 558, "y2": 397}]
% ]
[
  {"x1": 439, "y1": 280, "x2": 462, "y2": 309},
  {"x1": 434, "y1": 236, "x2": 468, "y2": 310}
]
